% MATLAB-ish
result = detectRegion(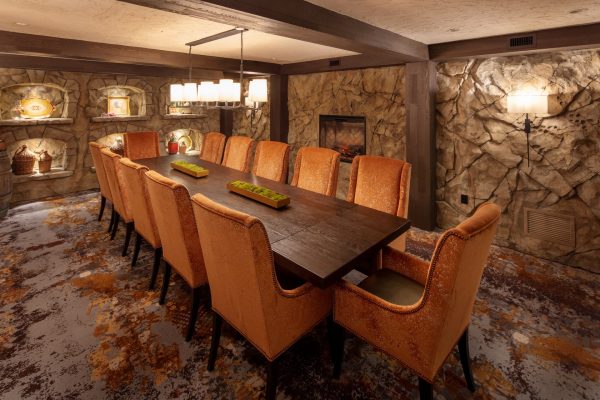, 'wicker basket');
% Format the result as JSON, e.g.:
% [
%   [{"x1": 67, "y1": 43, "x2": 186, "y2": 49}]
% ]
[
  {"x1": 38, "y1": 150, "x2": 53, "y2": 173},
  {"x1": 11, "y1": 145, "x2": 36, "y2": 175}
]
